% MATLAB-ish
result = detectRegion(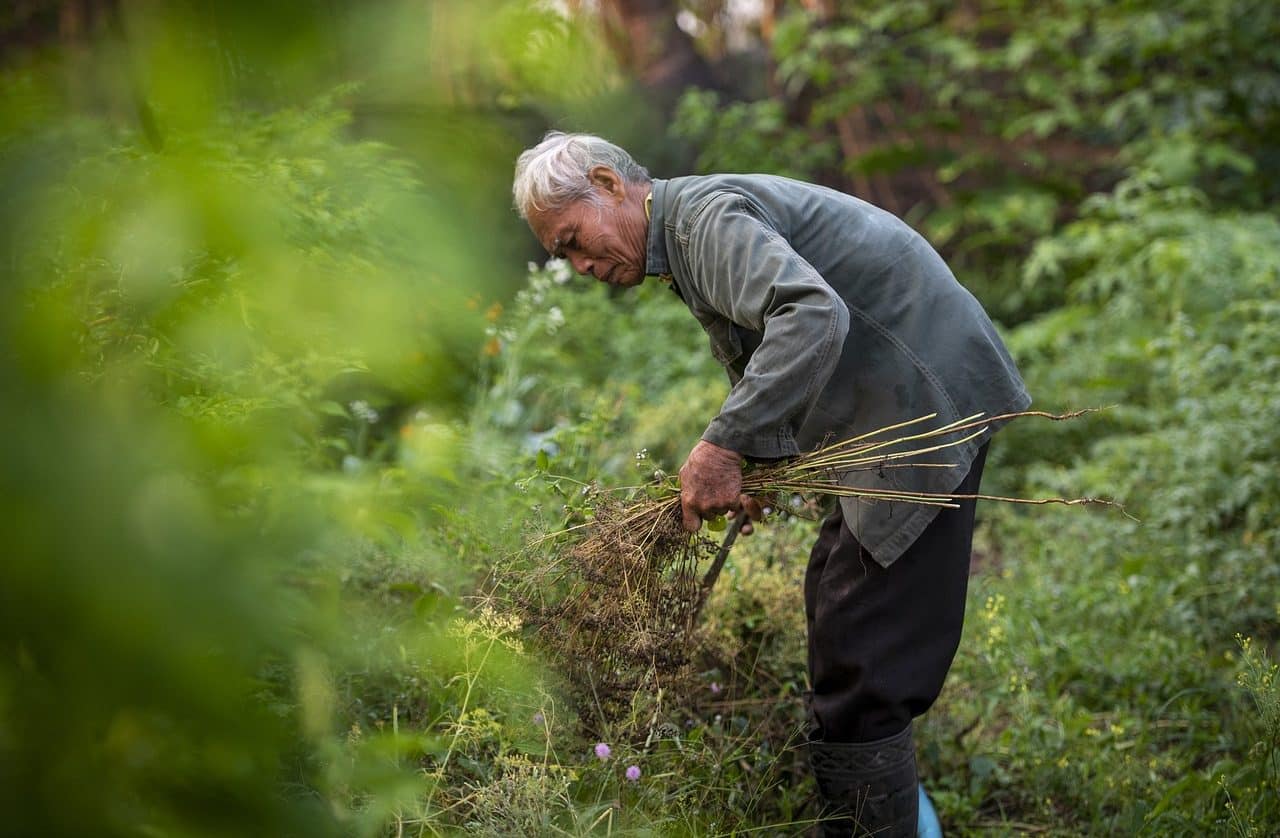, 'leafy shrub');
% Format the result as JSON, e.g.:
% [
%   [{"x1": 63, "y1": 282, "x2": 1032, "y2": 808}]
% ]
[
  {"x1": 673, "y1": 0, "x2": 1280, "y2": 324},
  {"x1": 0, "y1": 80, "x2": 536, "y2": 835},
  {"x1": 925, "y1": 166, "x2": 1280, "y2": 834}
]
